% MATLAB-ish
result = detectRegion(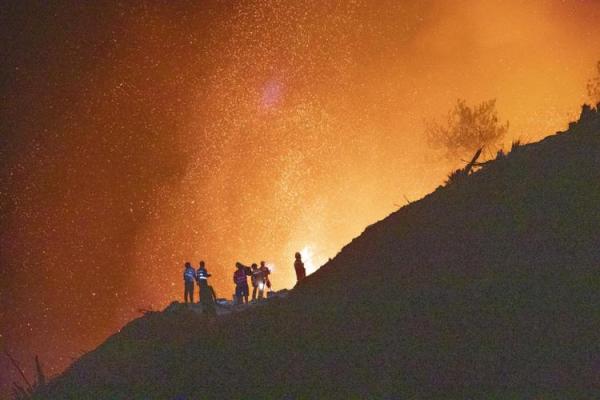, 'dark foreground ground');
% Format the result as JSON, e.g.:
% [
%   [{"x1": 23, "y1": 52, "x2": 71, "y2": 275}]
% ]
[{"x1": 35, "y1": 106, "x2": 600, "y2": 399}]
